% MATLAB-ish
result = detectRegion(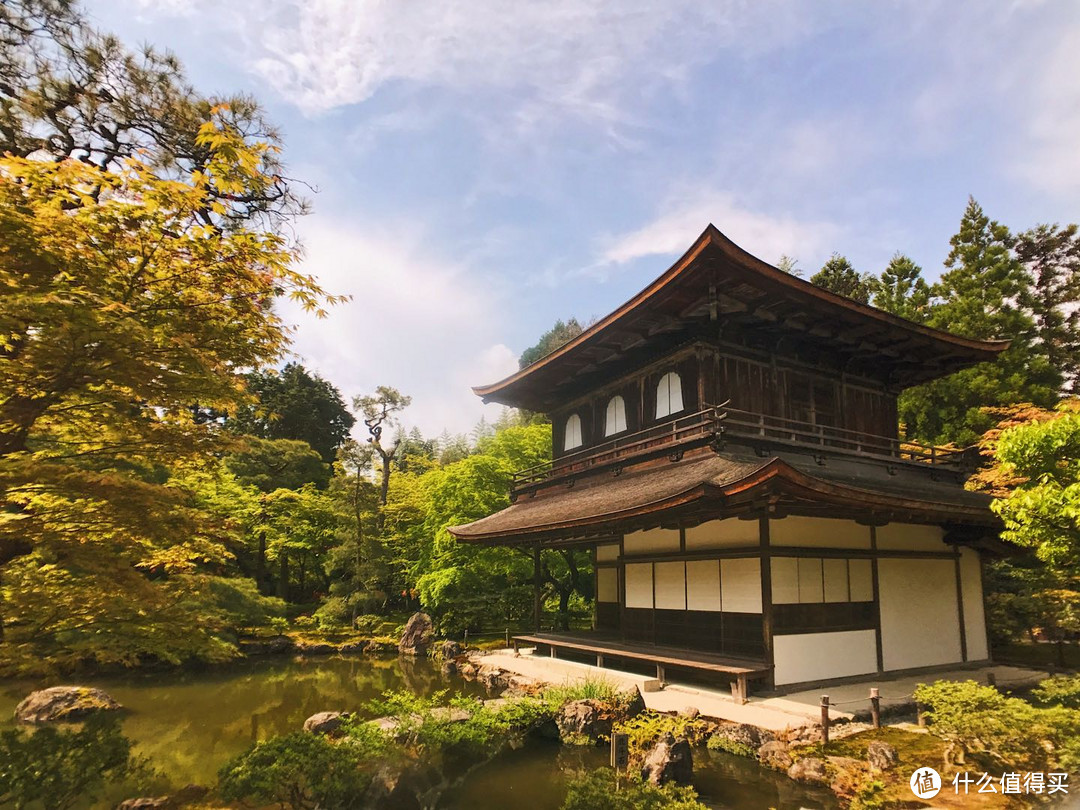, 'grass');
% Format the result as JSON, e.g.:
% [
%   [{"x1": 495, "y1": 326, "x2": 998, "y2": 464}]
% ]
[{"x1": 541, "y1": 678, "x2": 620, "y2": 707}]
